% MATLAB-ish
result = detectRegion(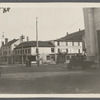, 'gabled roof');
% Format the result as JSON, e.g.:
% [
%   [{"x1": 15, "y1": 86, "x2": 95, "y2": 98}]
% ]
[
  {"x1": 2, "y1": 39, "x2": 18, "y2": 47},
  {"x1": 55, "y1": 30, "x2": 85, "y2": 42},
  {"x1": 15, "y1": 41, "x2": 55, "y2": 49}
]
